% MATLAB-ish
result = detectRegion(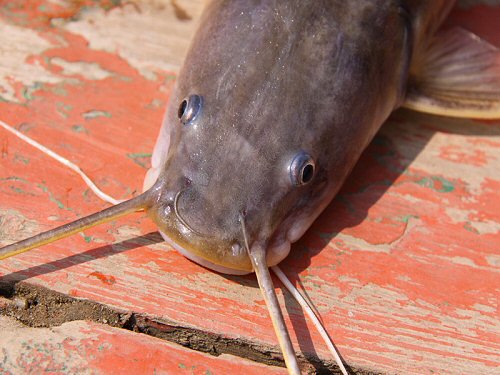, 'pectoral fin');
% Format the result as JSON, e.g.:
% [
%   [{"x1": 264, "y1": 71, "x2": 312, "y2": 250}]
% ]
[{"x1": 404, "y1": 28, "x2": 500, "y2": 119}]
